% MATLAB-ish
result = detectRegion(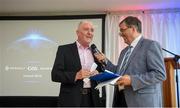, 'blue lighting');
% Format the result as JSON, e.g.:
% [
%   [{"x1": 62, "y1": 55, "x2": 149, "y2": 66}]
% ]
[
  {"x1": 12, "y1": 32, "x2": 57, "y2": 49},
  {"x1": 17, "y1": 33, "x2": 53, "y2": 43},
  {"x1": 28, "y1": 34, "x2": 41, "y2": 40}
]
